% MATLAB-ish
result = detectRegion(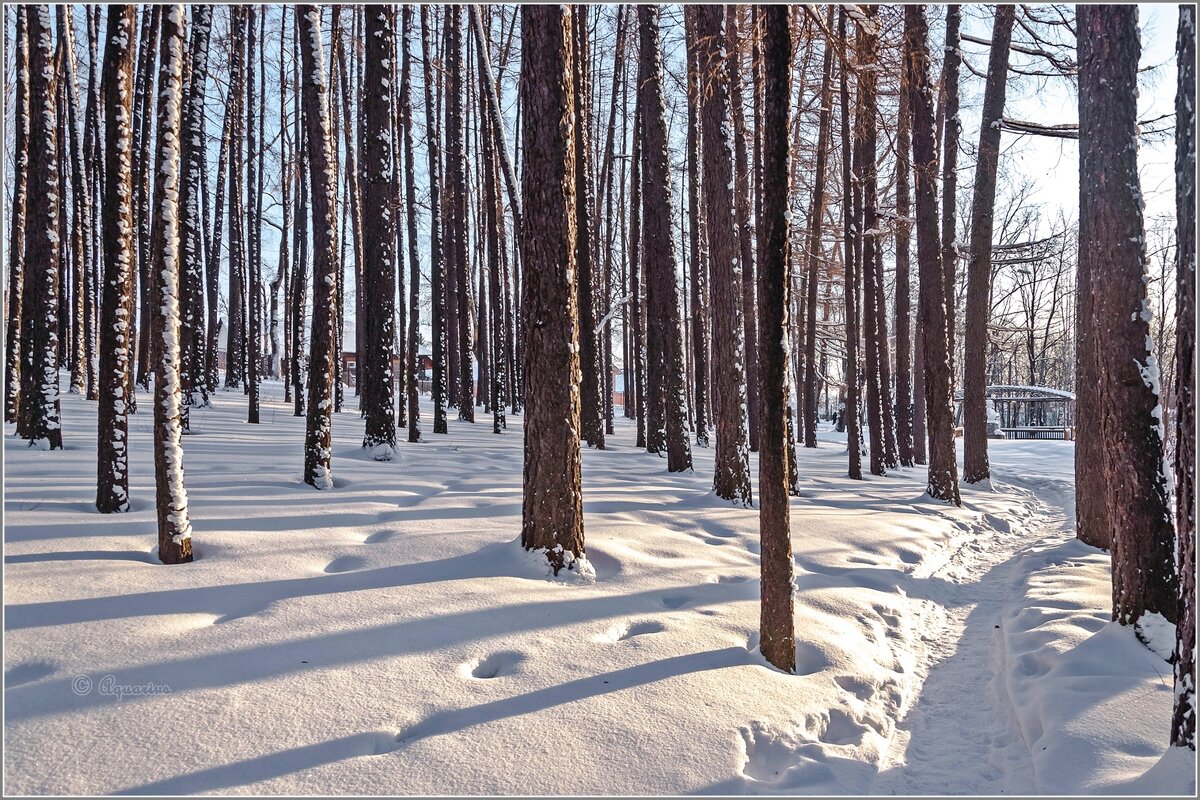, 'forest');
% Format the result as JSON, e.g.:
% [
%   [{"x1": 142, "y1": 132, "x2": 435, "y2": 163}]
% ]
[{"x1": 3, "y1": 3, "x2": 1196, "y2": 795}]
